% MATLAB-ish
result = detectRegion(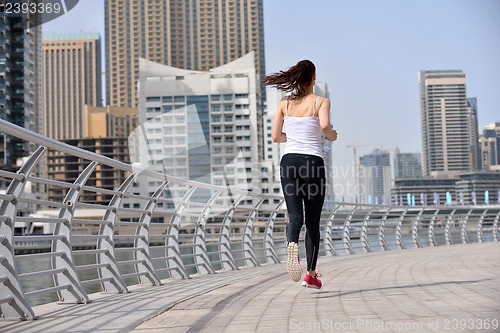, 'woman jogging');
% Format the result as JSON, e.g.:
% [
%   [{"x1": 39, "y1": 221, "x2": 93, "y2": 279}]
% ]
[{"x1": 264, "y1": 60, "x2": 337, "y2": 289}]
